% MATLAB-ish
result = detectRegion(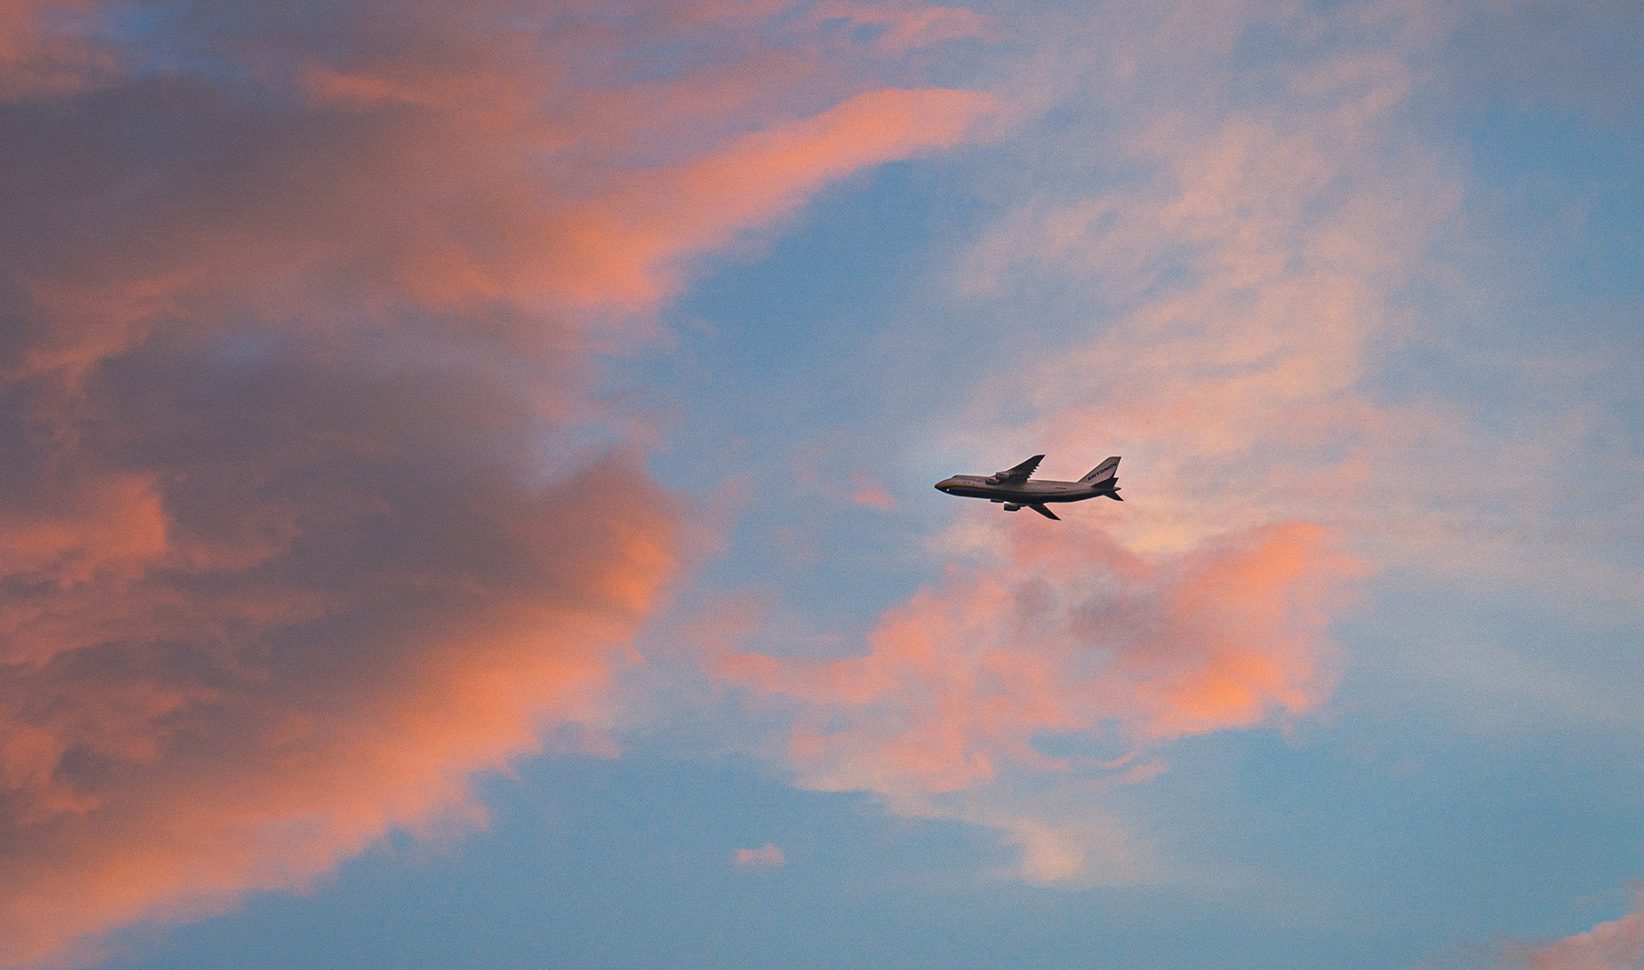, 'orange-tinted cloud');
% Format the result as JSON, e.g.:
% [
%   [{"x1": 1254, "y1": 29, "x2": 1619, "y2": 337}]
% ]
[
  {"x1": 1524, "y1": 902, "x2": 1644, "y2": 970},
  {"x1": 851, "y1": 0, "x2": 1639, "y2": 898},
  {"x1": 1426, "y1": 890, "x2": 1644, "y2": 970},
  {"x1": 971, "y1": 1, "x2": 1643, "y2": 612},
  {"x1": 721, "y1": 522, "x2": 1360, "y2": 826},
  {"x1": 0, "y1": 1, "x2": 999, "y2": 965},
  {"x1": 702, "y1": 10, "x2": 1428, "y2": 868},
  {"x1": 535, "y1": 86, "x2": 1000, "y2": 310},
  {"x1": 0, "y1": 0, "x2": 112, "y2": 97},
  {"x1": 787, "y1": 2, "x2": 1440, "y2": 880}
]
